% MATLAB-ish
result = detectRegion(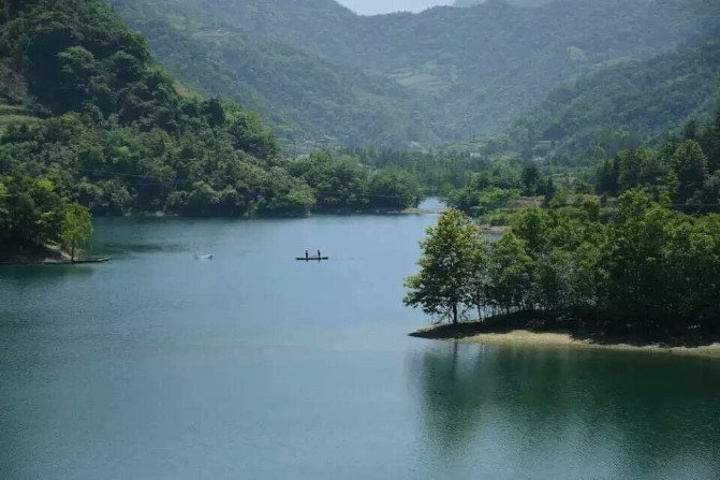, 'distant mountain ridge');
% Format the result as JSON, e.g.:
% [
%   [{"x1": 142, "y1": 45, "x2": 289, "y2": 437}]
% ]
[
  {"x1": 110, "y1": 0, "x2": 720, "y2": 147},
  {"x1": 111, "y1": 1, "x2": 445, "y2": 149},
  {"x1": 454, "y1": 0, "x2": 553, "y2": 7}
]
